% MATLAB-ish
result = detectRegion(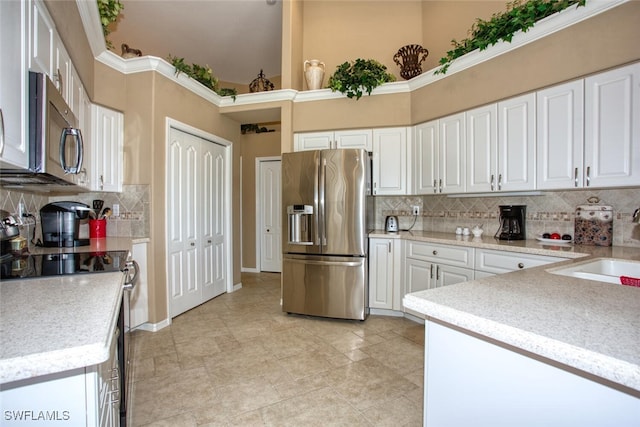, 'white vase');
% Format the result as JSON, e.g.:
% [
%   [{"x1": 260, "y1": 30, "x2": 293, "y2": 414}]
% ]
[{"x1": 304, "y1": 59, "x2": 325, "y2": 90}]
